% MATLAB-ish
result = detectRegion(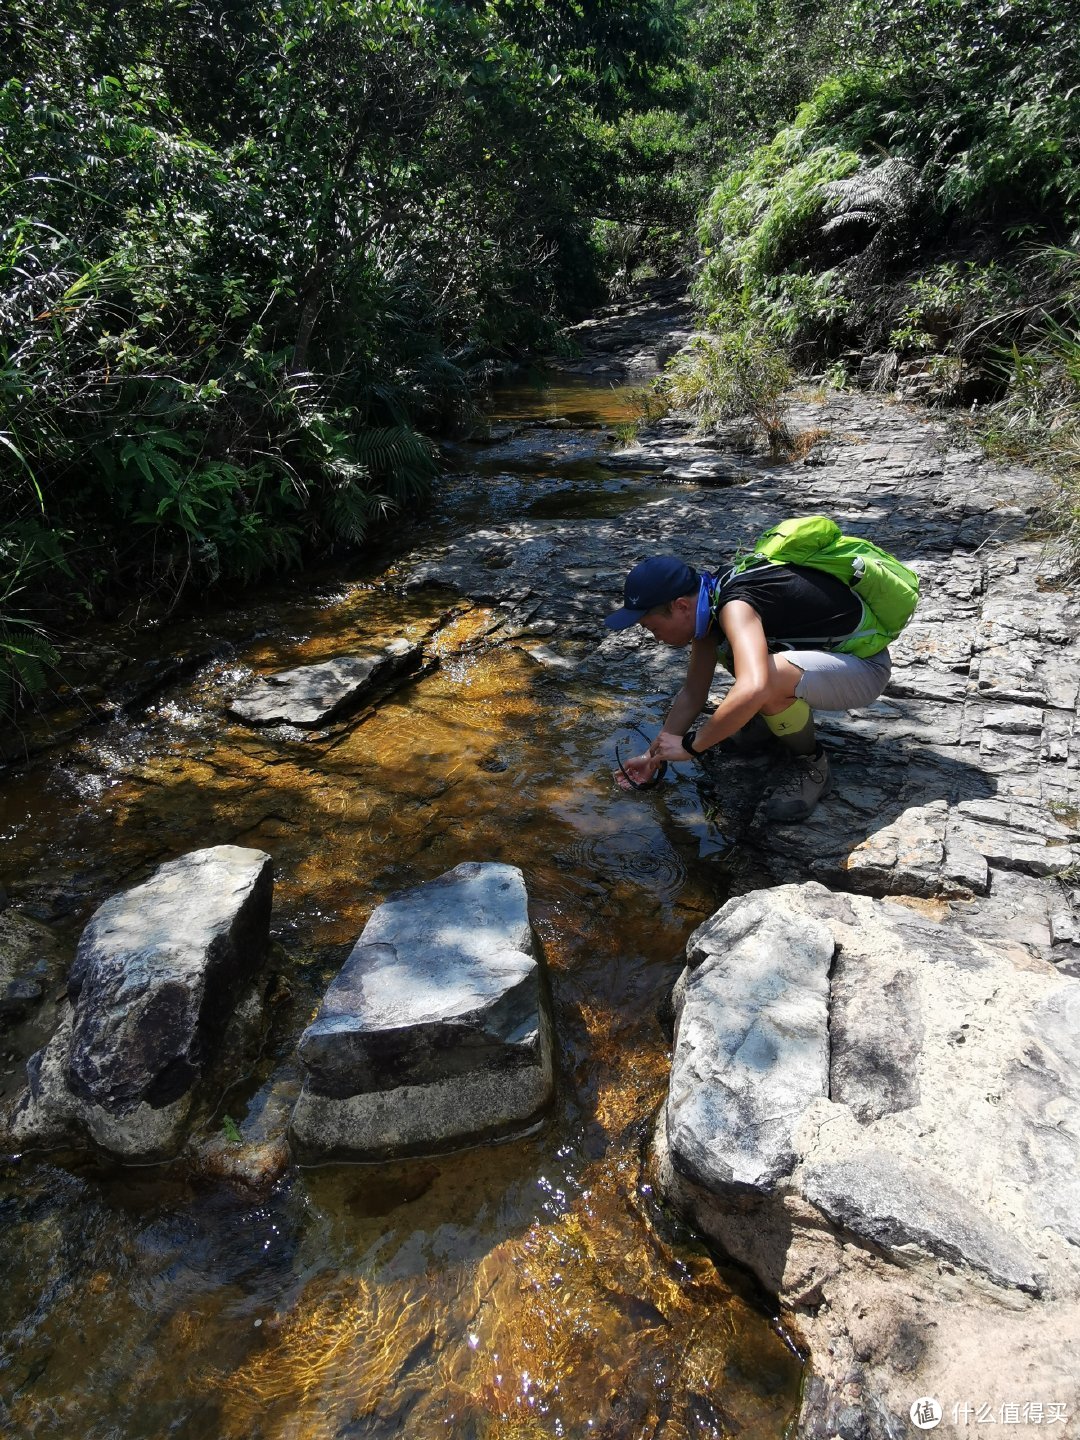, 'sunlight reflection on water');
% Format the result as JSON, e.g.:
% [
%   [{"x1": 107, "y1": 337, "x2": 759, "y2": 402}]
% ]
[{"x1": 0, "y1": 379, "x2": 801, "y2": 1439}]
